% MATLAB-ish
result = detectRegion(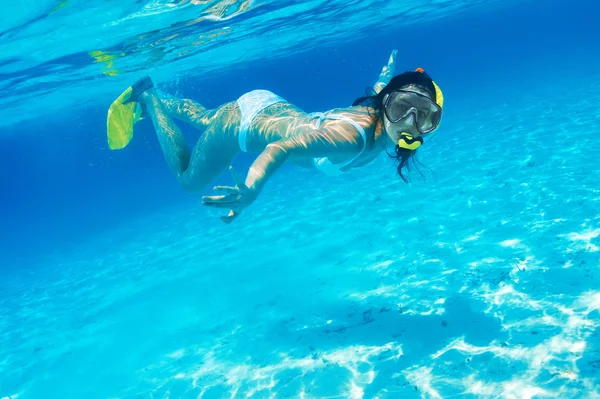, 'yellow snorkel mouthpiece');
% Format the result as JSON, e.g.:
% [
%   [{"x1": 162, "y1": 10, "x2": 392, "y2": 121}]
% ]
[{"x1": 398, "y1": 133, "x2": 423, "y2": 150}]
